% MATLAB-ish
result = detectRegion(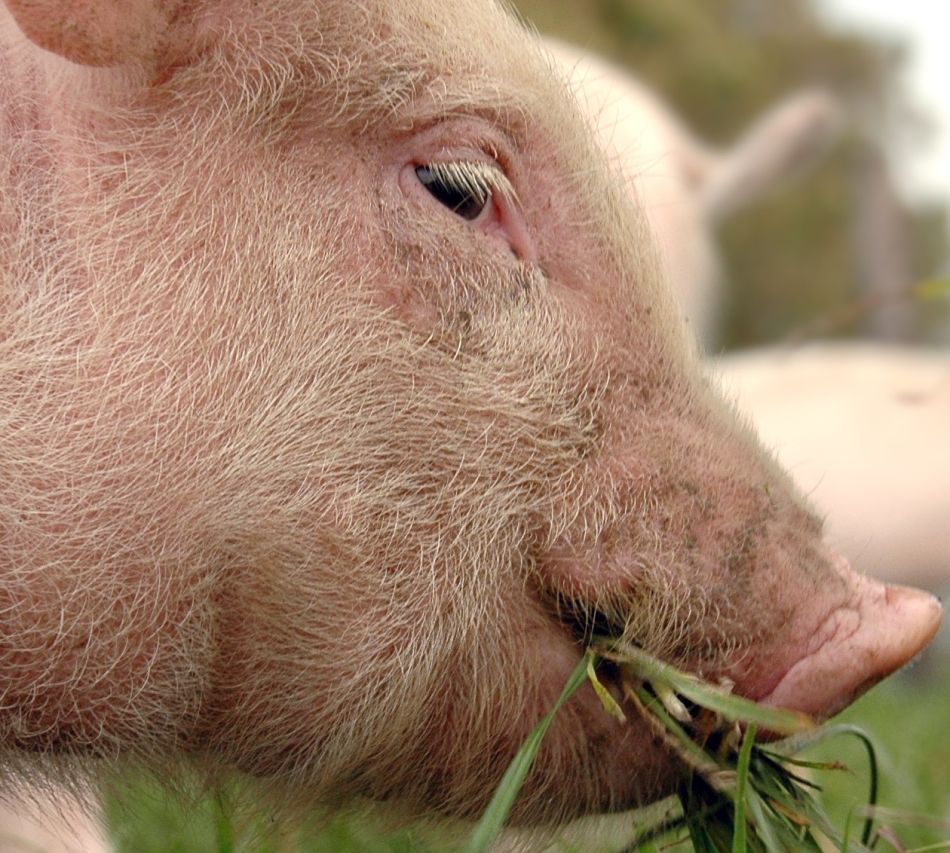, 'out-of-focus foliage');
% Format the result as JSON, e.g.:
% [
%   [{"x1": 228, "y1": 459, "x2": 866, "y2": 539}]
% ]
[{"x1": 512, "y1": 0, "x2": 950, "y2": 349}]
